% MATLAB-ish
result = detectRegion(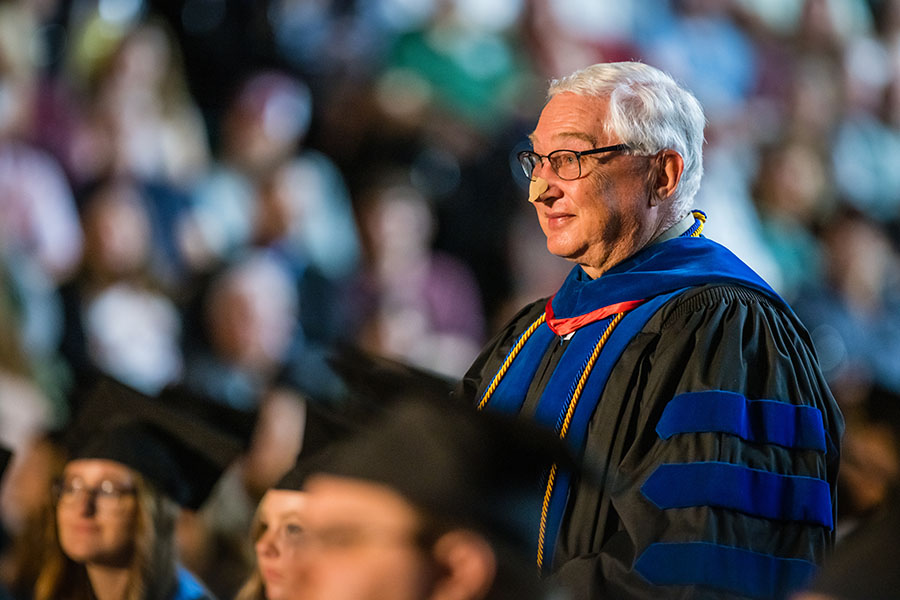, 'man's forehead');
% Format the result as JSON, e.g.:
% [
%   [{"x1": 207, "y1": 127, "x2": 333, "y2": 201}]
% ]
[
  {"x1": 530, "y1": 92, "x2": 608, "y2": 146},
  {"x1": 528, "y1": 130, "x2": 597, "y2": 148}
]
